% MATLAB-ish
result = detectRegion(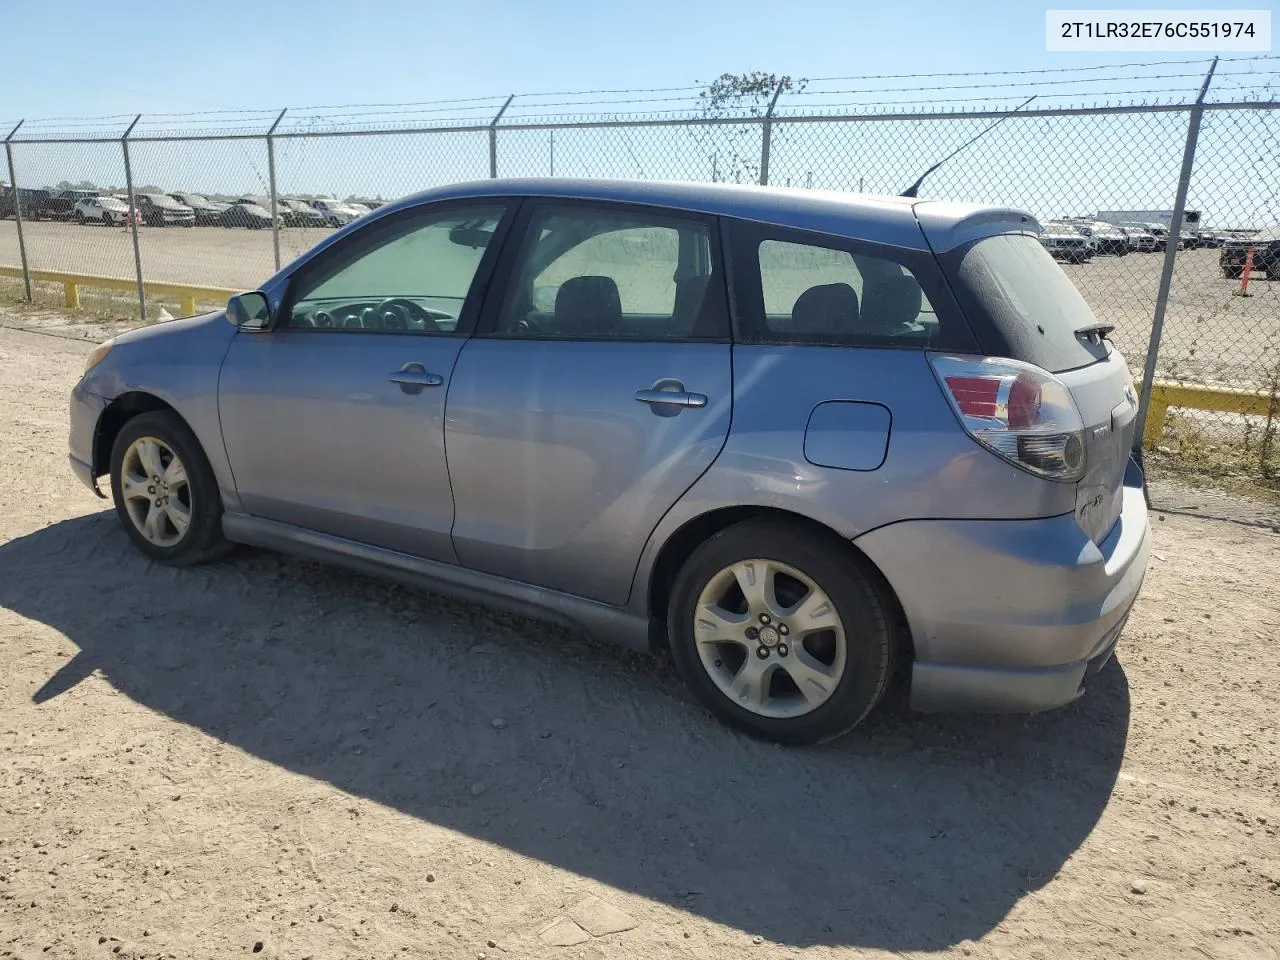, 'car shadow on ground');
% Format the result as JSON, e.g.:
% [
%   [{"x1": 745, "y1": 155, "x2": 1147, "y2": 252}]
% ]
[{"x1": 1, "y1": 512, "x2": 1130, "y2": 951}]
